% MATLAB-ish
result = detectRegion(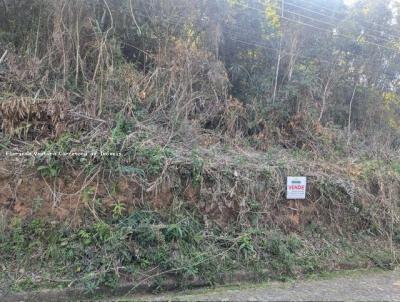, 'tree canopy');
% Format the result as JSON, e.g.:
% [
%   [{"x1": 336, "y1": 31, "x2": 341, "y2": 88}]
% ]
[{"x1": 0, "y1": 0, "x2": 399, "y2": 150}]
